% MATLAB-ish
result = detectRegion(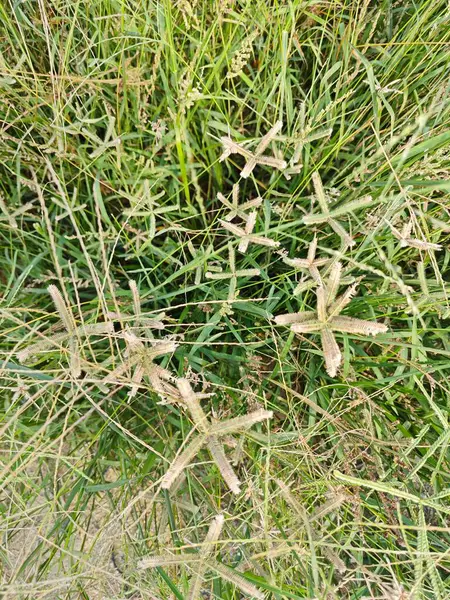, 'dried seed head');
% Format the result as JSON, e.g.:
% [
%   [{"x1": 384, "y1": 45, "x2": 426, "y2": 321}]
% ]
[
  {"x1": 48, "y1": 285, "x2": 75, "y2": 334},
  {"x1": 320, "y1": 328, "x2": 342, "y2": 377},
  {"x1": 331, "y1": 316, "x2": 388, "y2": 336},
  {"x1": 274, "y1": 311, "x2": 317, "y2": 325}
]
